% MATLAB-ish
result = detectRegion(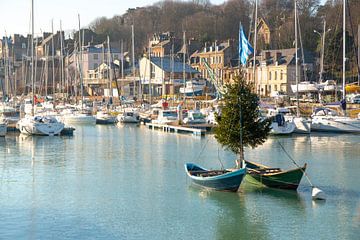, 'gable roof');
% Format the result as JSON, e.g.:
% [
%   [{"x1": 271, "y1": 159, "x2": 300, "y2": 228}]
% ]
[{"x1": 150, "y1": 56, "x2": 199, "y2": 74}]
